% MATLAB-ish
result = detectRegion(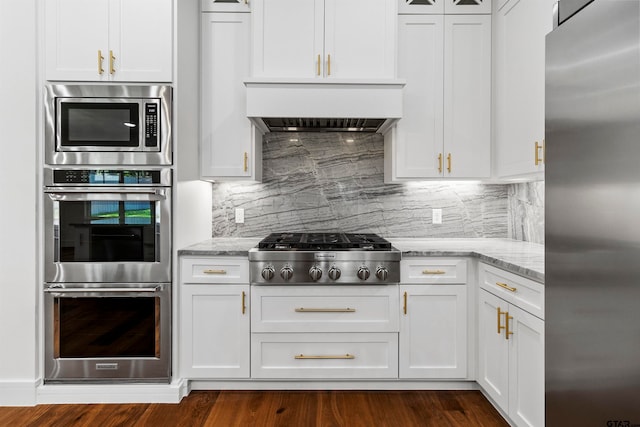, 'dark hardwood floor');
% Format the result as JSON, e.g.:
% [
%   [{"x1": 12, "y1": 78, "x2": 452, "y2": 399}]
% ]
[{"x1": 0, "y1": 390, "x2": 509, "y2": 427}]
